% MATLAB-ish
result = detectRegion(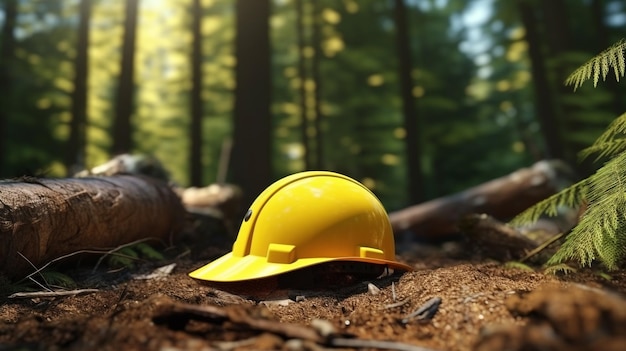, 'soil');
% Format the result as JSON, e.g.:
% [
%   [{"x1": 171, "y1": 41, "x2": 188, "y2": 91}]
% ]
[{"x1": 1, "y1": 233, "x2": 626, "y2": 351}]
